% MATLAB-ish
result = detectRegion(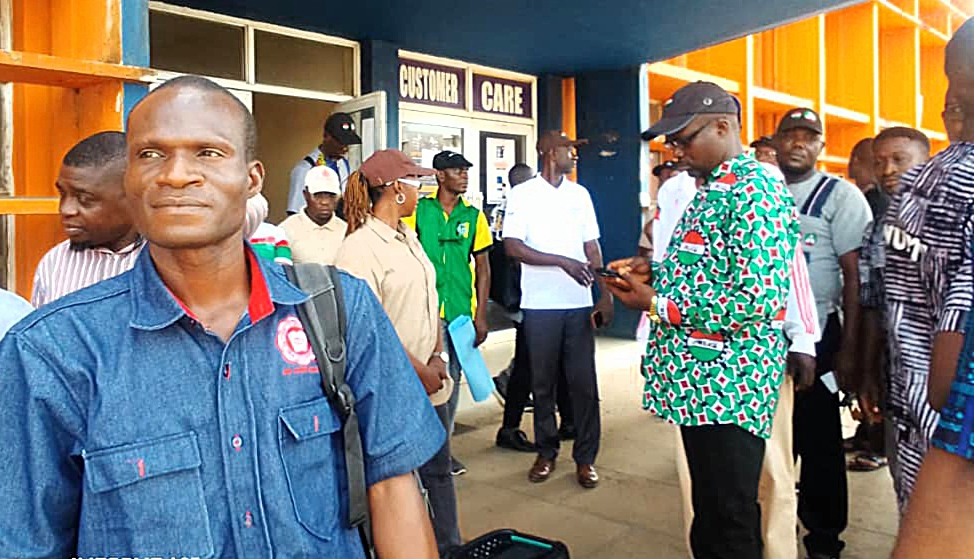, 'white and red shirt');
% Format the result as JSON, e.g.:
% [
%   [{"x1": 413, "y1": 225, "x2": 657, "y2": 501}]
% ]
[{"x1": 31, "y1": 238, "x2": 145, "y2": 307}]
